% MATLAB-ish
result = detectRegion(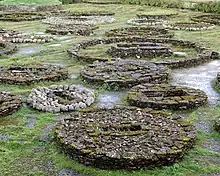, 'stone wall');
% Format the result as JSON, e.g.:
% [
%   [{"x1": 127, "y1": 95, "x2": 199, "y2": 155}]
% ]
[{"x1": 0, "y1": 41, "x2": 17, "y2": 56}]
